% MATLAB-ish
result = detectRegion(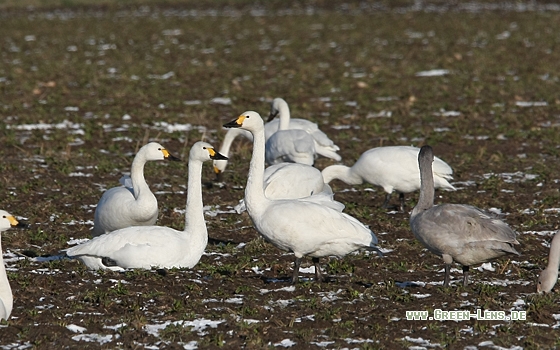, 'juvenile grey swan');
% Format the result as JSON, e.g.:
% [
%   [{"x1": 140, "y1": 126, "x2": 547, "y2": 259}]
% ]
[
  {"x1": 537, "y1": 231, "x2": 560, "y2": 293},
  {"x1": 409, "y1": 145, "x2": 520, "y2": 287}
]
